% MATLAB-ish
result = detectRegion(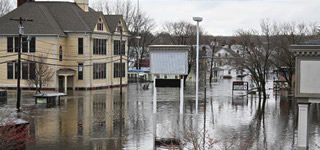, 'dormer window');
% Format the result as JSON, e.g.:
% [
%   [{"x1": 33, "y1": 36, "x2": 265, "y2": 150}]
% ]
[
  {"x1": 97, "y1": 18, "x2": 103, "y2": 31},
  {"x1": 116, "y1": 21, "x2": 122, "y2": 32}
]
